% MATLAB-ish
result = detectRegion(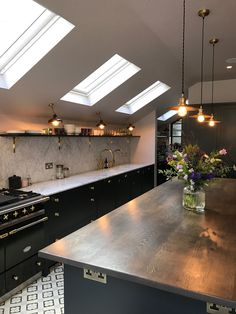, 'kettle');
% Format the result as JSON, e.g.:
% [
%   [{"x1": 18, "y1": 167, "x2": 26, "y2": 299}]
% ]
[{"x1": 8, "y1": 175, "x2": 22, "y2": 189}]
